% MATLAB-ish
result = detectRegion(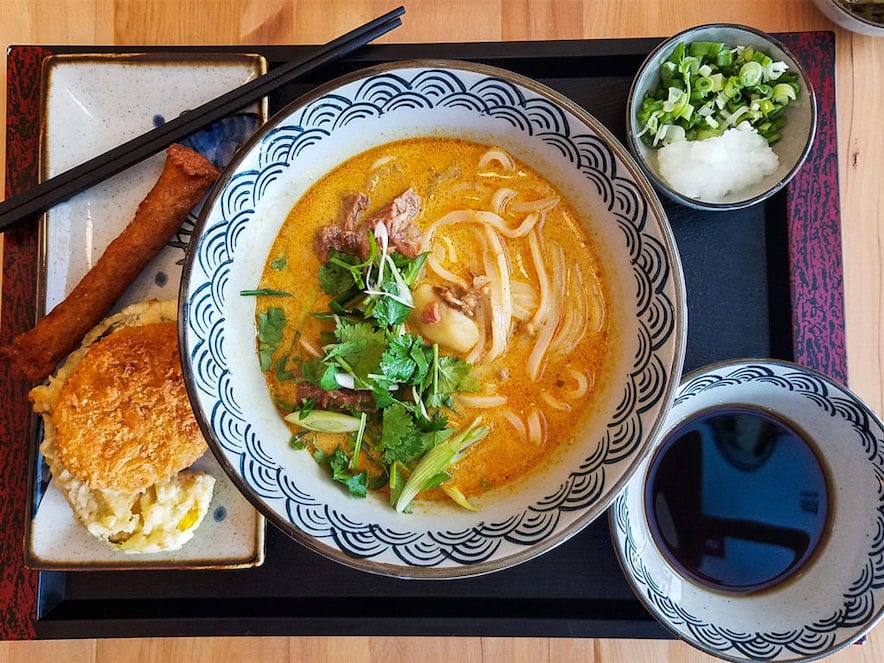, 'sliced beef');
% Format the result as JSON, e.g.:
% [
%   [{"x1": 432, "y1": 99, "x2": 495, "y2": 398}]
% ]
[
  {"x1": 314, "y1": 225, "x2": 370, "y2": 263},
  {"x1": 297, "y1": 381, "x2": 376, "y2": 412},
  {"x1": 368, "y1": 188, "x2": 422, "y2": 259},
  {"x1": 433, "y1": 276, "x2": 490, "y2": 317},
  {"x1": 420, "y1": 301, "x2": 442, "y2": 324},
  {"x1": 340, "y1": 191, "x2": 369, "y2": 230},
  {"x1": 314, "y1": 192, "x2": 370, "y2": 262},
  {"x1": 314, "y1": 188, "x2": 424, "y2": 263}
]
